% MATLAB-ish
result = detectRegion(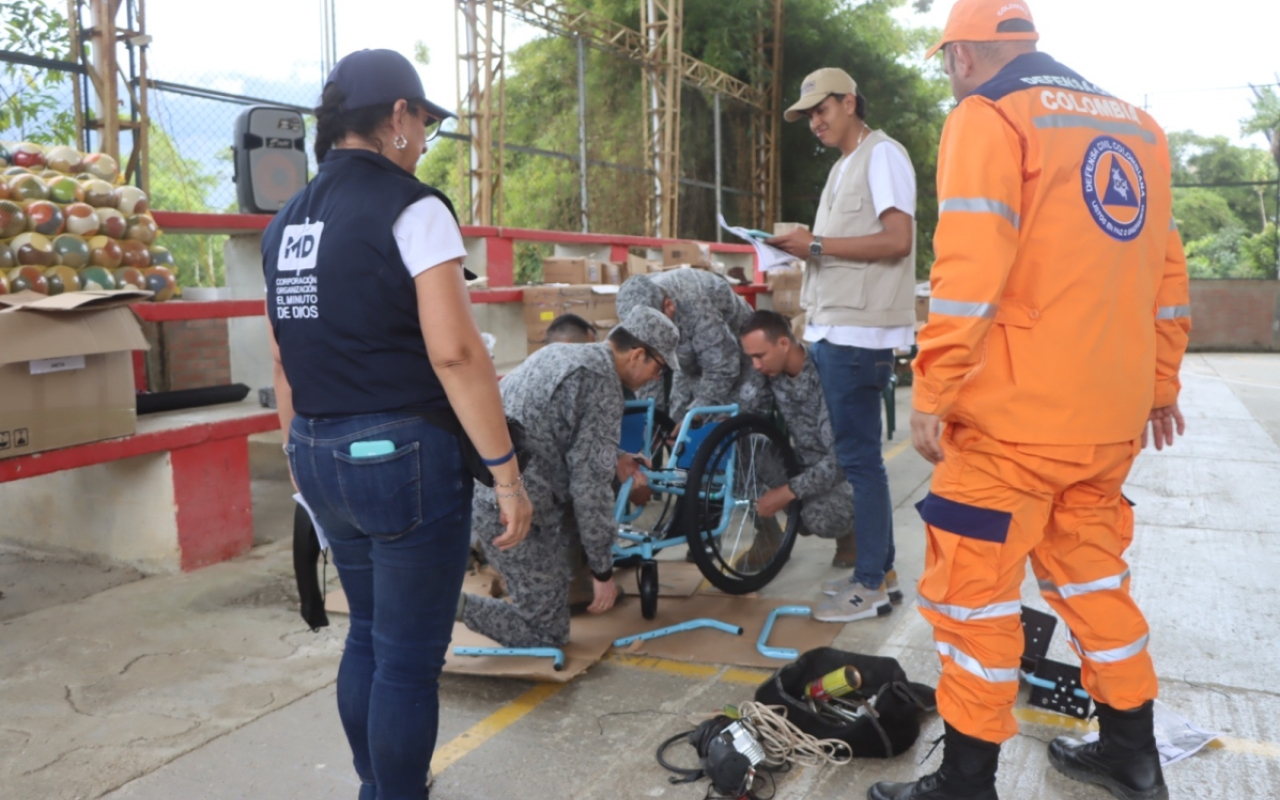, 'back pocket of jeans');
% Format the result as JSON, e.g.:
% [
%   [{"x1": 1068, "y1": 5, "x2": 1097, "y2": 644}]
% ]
[{"x1": 334, "y1": 443, "x2": 423, "y2": 539}]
